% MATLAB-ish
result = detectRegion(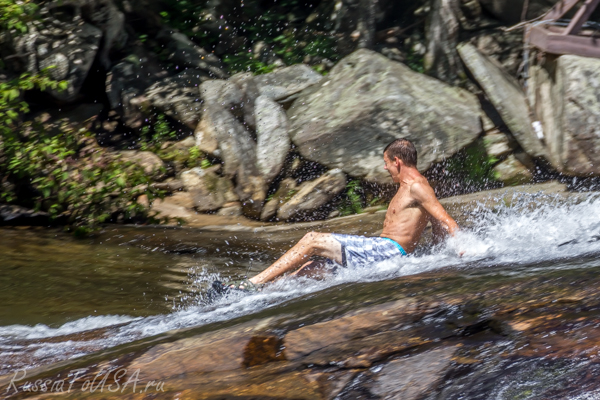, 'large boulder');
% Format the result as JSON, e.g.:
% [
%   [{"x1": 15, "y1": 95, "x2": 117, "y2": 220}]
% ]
[
  {"x1": 277, "y1": 169, "x2": 346, "y2": 221},
  {"x1": 194, "y1": 104, "x2": 266, "y2": 213},
  {"x1": 251, "y1": 64, "x2": 324, "y2": 103},
  {"x1": 199, "y1": 79, "x2": 244, "y2": 110},
  {"x1": 255, "y1": 96, "x2": 290, "y2": 183},
  {"x1": 144, "y1": 69, "x2": 207, "y2": 129},
  {"x1": 458, "y1": 43, "x2": 546, "y2": 159},
  {"x1": 13, "y1": 15, "x2": 102, "y2": 102},
  {"x1": 529, "y1": 55, "x2": 600, "y2": 176},
  {"x1": 287, "y1": 49, "x2": 483, "y2": 184}
]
